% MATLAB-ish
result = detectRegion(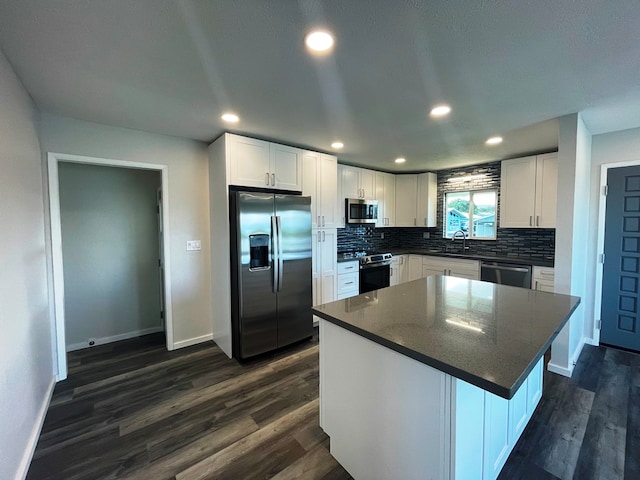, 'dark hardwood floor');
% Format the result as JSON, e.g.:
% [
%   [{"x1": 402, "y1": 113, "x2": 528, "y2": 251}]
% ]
[
  {"x1": 27, "y1": 330, "x2": 352, "y2": 480},
  {"x1": 28, "y1": 330, "x2": 640, "y2": 479}
]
